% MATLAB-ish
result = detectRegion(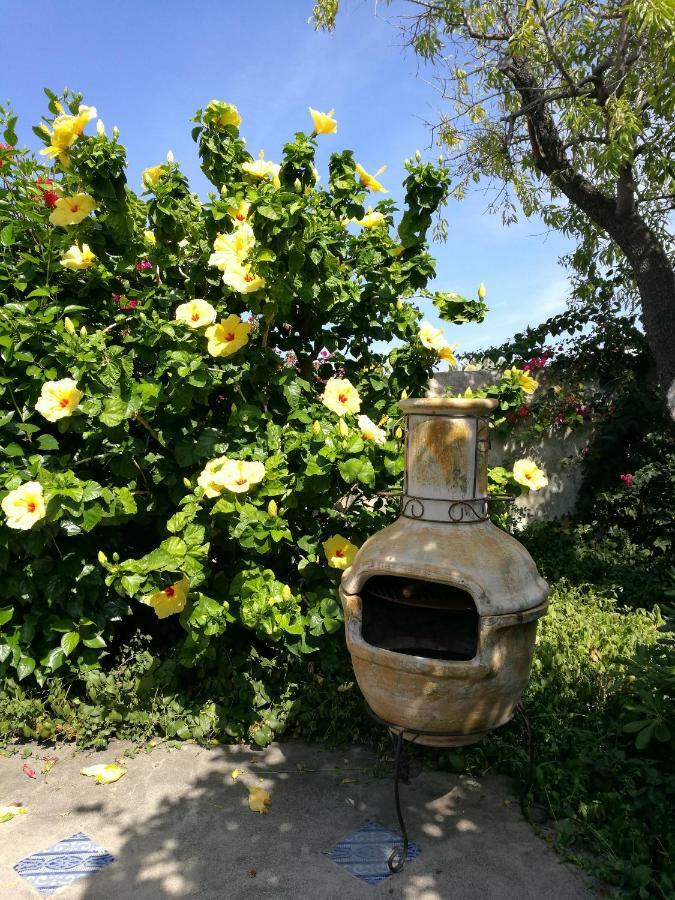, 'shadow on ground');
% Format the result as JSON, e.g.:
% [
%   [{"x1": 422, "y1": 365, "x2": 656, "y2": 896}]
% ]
[{"x1": 1, "y1": 740, "x2": 594, "y2": 899}]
